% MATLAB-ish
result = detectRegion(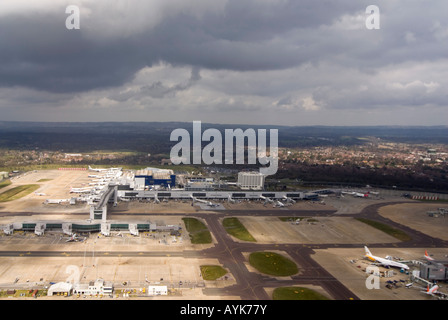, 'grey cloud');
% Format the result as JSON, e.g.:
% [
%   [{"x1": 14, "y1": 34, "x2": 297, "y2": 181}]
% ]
[
  {"x1": 0, "y1": 0, "x2": 447, "y2": 126},
  {"x1": 110, "y1": 67, "x2": 201, "y2": 101},
  {"x1": 0, "y1": 0, "x2": 392, "y2": 94}
]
